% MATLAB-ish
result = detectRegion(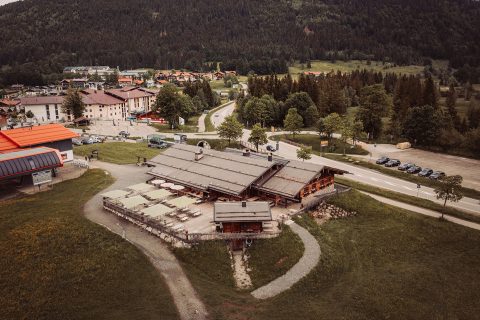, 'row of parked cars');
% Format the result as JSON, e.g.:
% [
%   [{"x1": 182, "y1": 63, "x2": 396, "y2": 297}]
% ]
[
  {"x1": 376, "y1": 156, "x2": 445, "y2": 180},
  {"x1": 72, "y1": 135, "x2": 106, "y2": 146}
]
